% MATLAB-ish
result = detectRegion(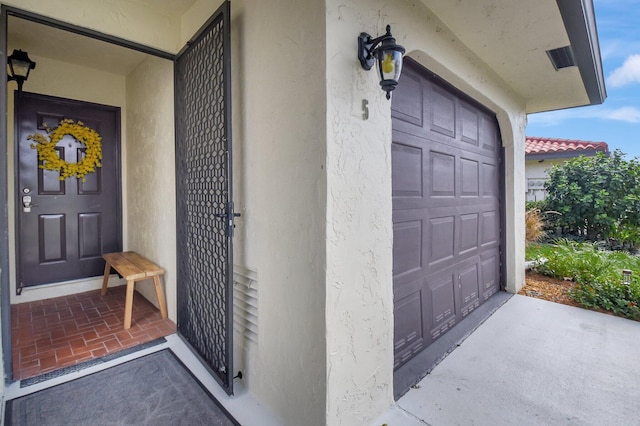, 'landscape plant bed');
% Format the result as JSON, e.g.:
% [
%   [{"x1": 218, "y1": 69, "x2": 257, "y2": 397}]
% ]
[
  {"x1": 521, "y1": 271, "x2": 640, "y2": 320},
  {"x1": 520, "y1": 271, "x2": 581, "y2": 308}
]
